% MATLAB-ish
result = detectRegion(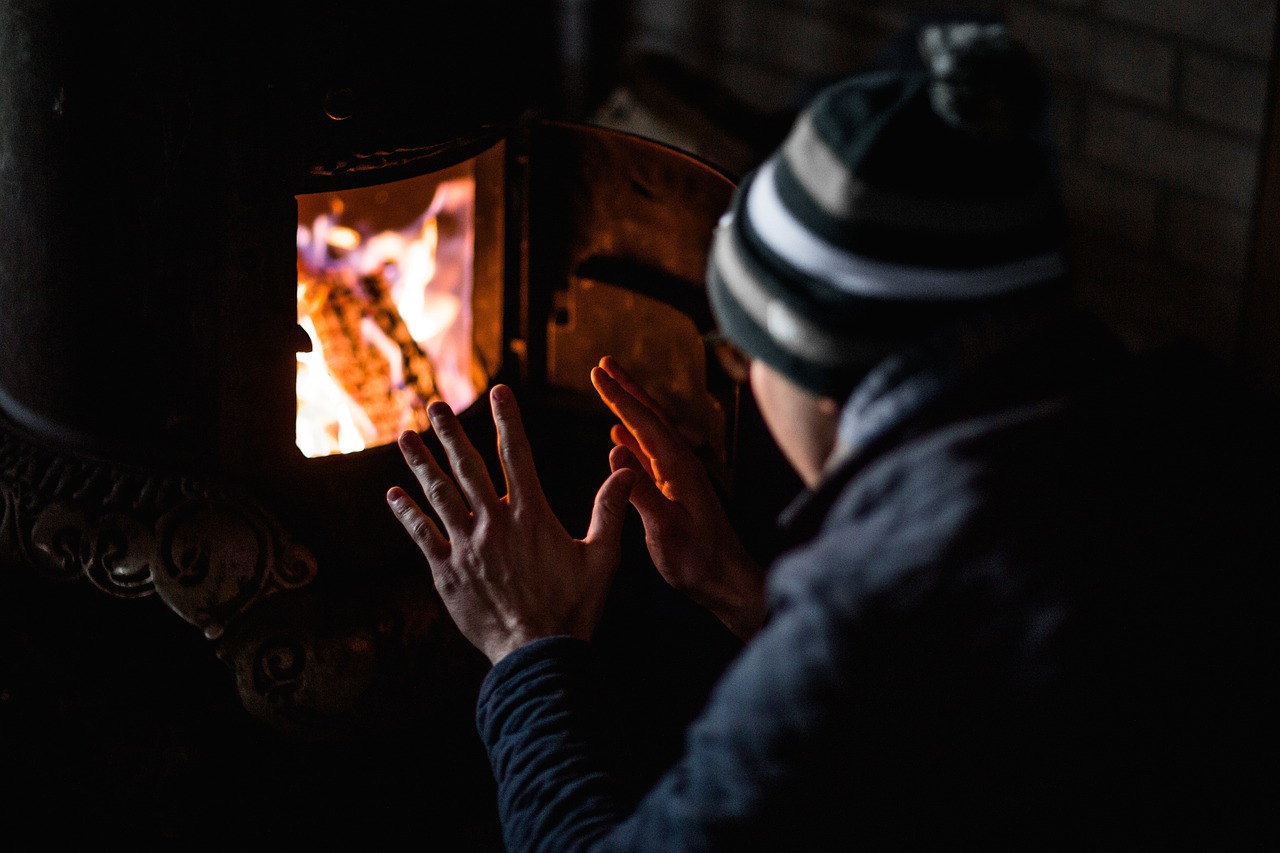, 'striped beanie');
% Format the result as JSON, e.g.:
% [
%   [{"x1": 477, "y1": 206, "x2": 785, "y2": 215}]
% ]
[{"x1": 707, "y1": 21, "x2": 1069, "y2": 398}]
